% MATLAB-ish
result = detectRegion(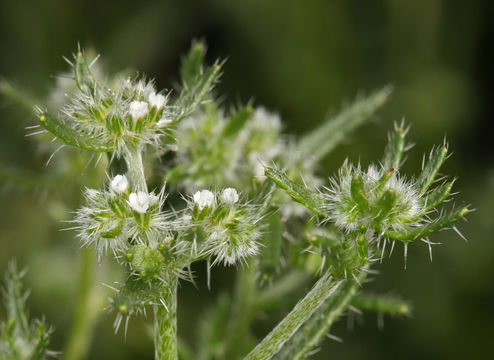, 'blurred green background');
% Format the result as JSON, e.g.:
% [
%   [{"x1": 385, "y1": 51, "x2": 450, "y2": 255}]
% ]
[{"x1": 0, "y1": 0, "x2": 492, "y2": 359}]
